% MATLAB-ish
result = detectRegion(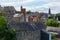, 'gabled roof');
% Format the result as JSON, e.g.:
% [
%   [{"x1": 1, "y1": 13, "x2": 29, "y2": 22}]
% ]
[
  {"x1": 9, "y1": 22, "x2": 46, "y2": 31},
  {"x1": 30, "y1": 13, "x2": 48, "y2": 18}
]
